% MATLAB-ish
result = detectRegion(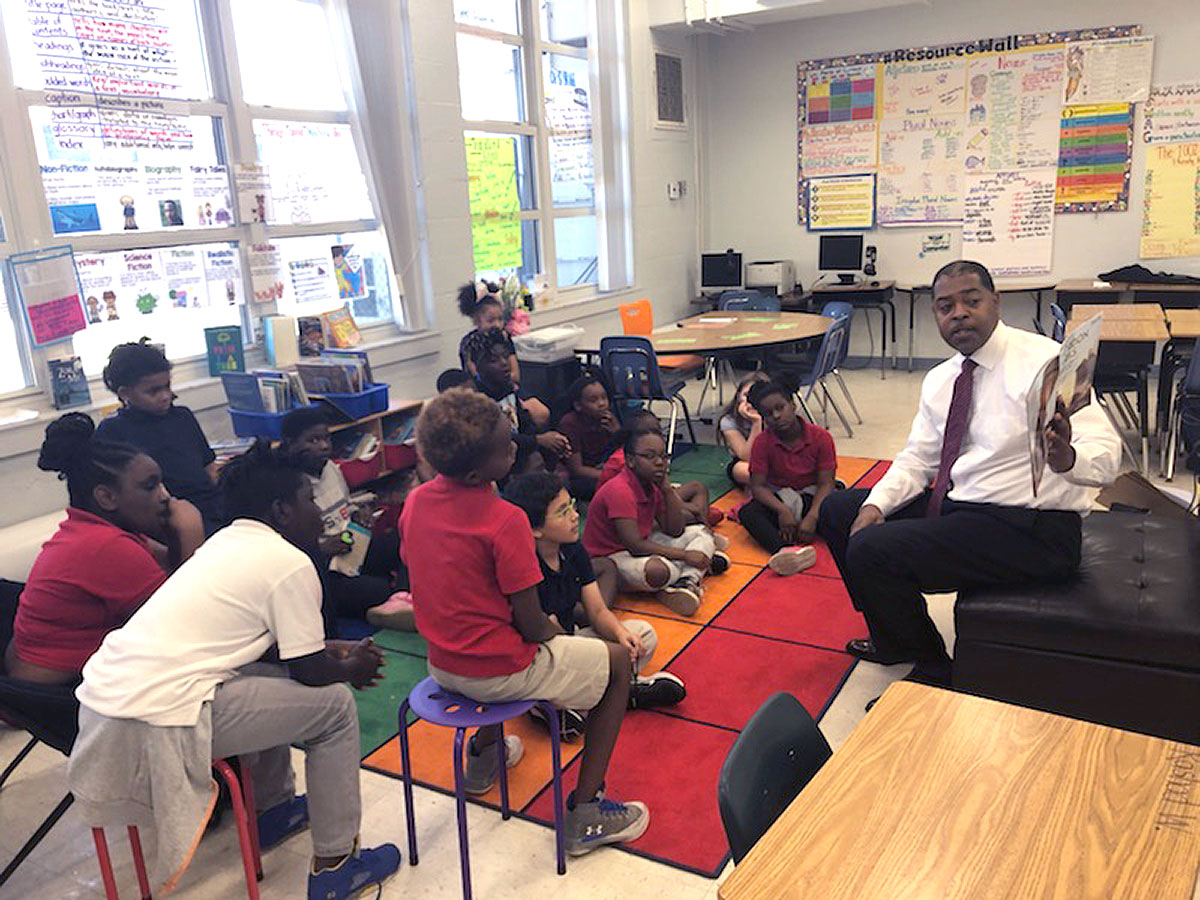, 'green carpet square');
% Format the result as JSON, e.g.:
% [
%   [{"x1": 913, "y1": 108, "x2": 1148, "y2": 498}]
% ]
[
  {"x1": 355, "y1": 649, "x2": 426, "y2": 757},
  {"x1": 371, "y1": 629, "x2": 428, "y2": 657}
]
